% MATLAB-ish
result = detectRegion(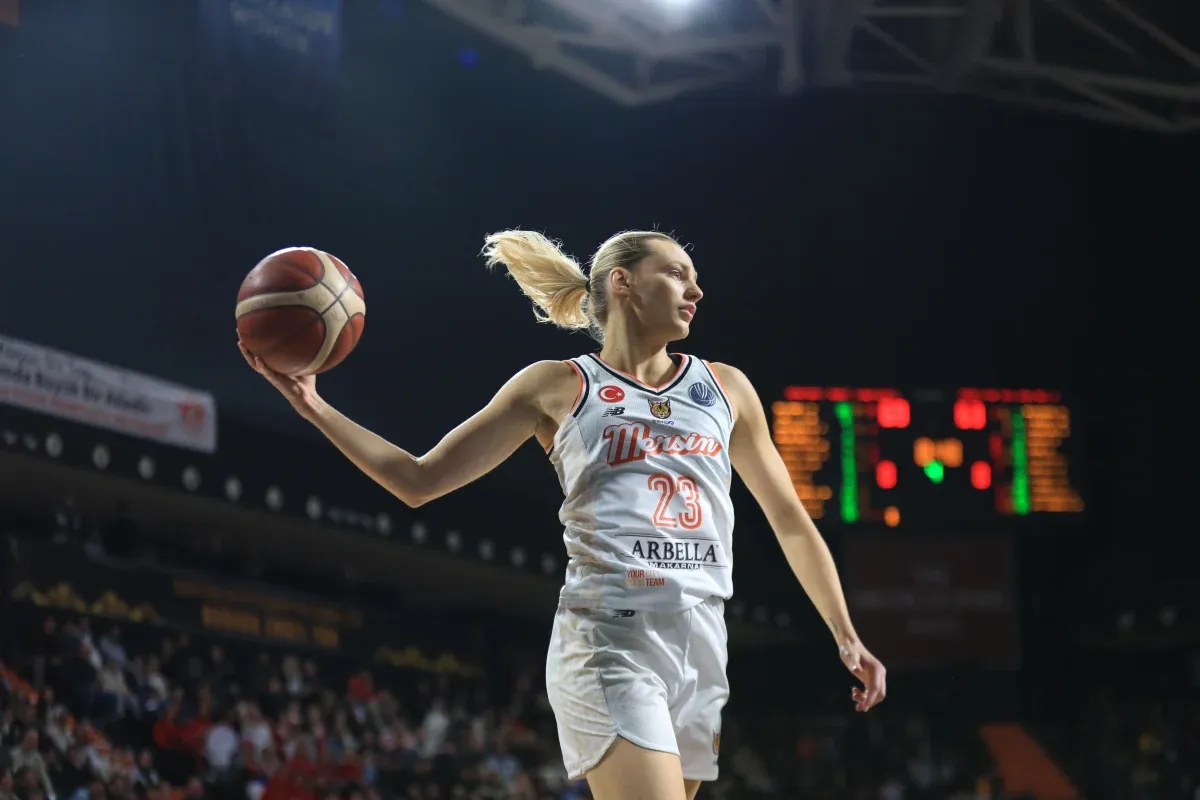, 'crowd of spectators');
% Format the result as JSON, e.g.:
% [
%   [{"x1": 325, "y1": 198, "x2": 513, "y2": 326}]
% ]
[
  {"x1": 1, "y1": 518, "x2": 1193, "y2": 799},
  {"x1": 1, "y1": 607, "x2": 1024, "y2": 800},
  {"x1": 2, "y1": 612, "x2": 590, "y2": 800},
  {"x1": 1050, "y1": 656, "x2": 1199, "y2": 800}
]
